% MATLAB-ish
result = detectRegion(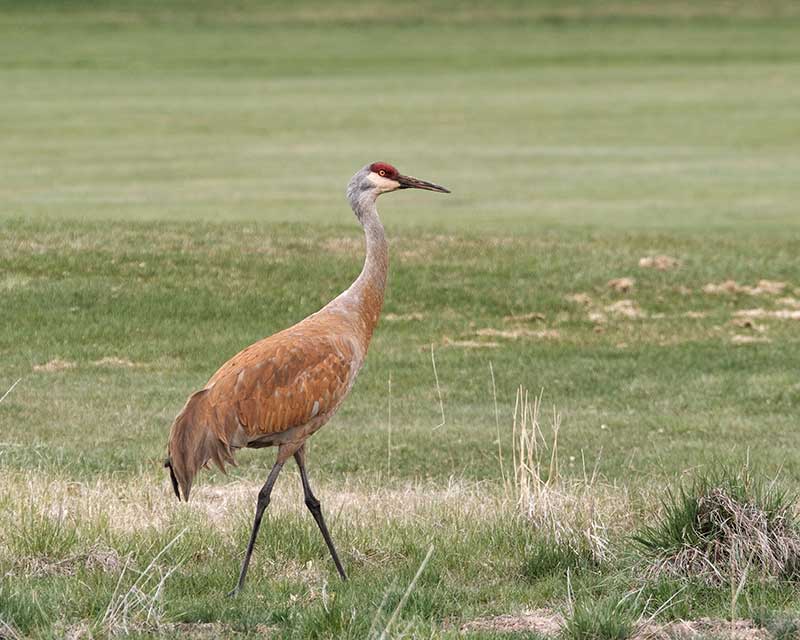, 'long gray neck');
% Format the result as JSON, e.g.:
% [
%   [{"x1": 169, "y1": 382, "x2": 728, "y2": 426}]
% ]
[{"x1": 350, "y1": 192, "x2": 388, "y2": 302}]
